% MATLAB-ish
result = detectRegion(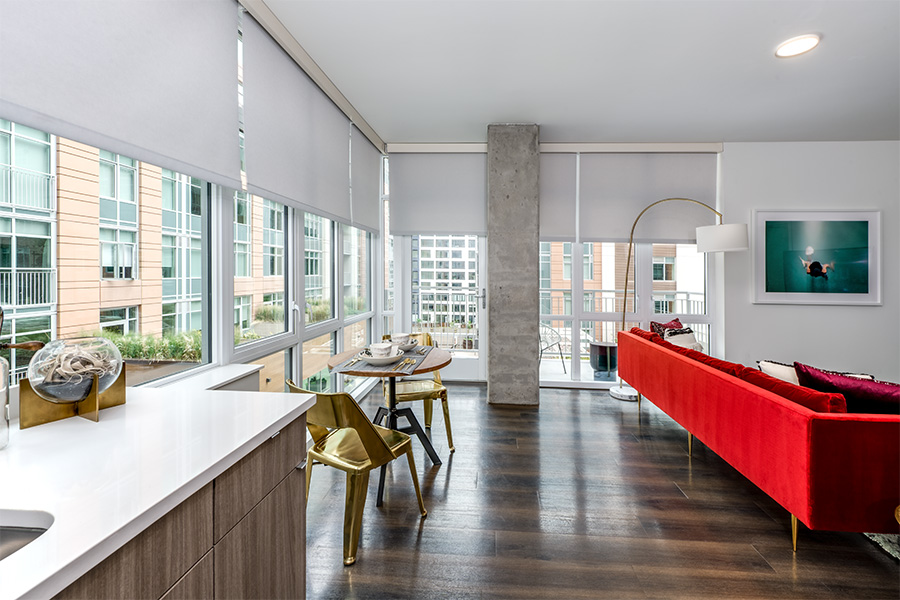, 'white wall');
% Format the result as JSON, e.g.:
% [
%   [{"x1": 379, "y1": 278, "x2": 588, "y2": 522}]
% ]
[{"x1": 721, "y1": 142, "x2": 900, "y2": 381}]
